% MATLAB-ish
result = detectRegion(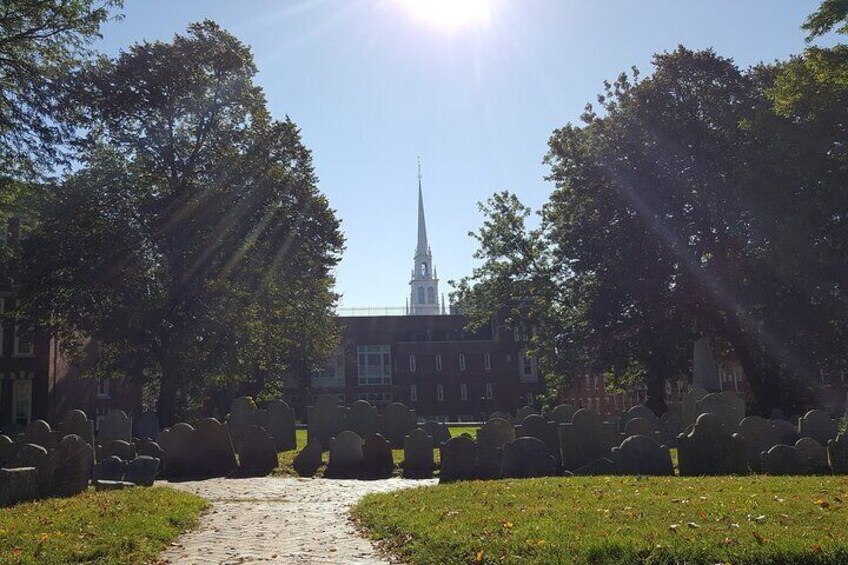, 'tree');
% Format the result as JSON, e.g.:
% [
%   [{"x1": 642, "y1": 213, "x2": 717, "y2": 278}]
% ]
[
  {"x1": 803, "y1": 0, "x2": 848, "y2": 40},
  {"x1": 18, "y1": 22, "x2": 344, "y2": 425}
]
